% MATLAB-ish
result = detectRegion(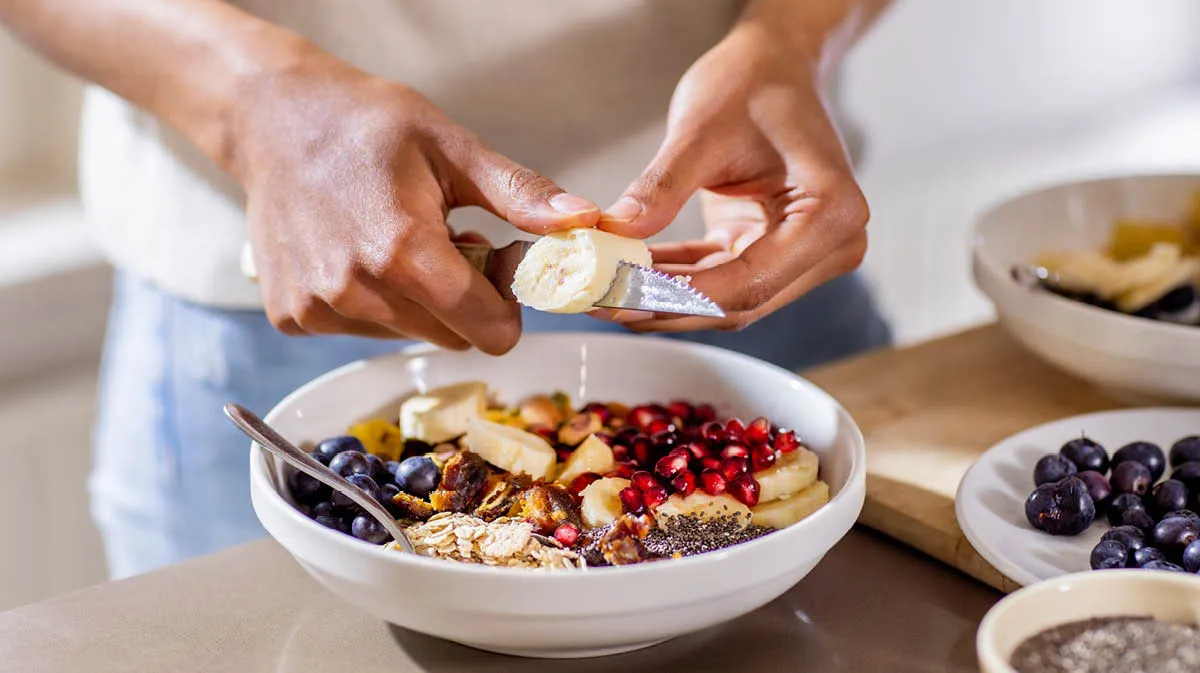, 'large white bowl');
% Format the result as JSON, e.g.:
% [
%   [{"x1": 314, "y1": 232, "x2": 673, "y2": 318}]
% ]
[
  {"x1": 248, "y1": 332, "x2": 866, "y2": 658},
  {"x1": 977, "y1": 570, "x2": 1200, "y2": 673},
  {"x1": 972, "y1": 173, "x2": 1200, "y2": 402}
]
